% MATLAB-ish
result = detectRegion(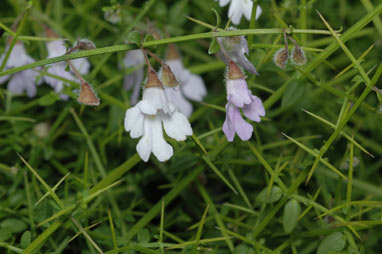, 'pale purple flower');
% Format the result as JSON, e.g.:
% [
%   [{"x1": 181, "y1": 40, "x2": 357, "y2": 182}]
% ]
[
  {"x1": 43, "y1": 40, "x2": 90, "y2": 100},
  {"x1": 162, "y1": 48, "x2": 207, "y2": 117},
  {"x1": 218, "y1": 29, "x2": 258, "y2": 74},
  {"x1": 222, "y1": 62, "x2": 265, "y2": 141},
  {"x1": 217, "y1": 0, "x2": 262, "y2": 25},
  {"x1": 124, "y1": 71, "x2": 193, "y2": 162},
  {"x1": 0, "y1": 43, "x2": 40, "y2": 97},
  {"x1": 122, "y1": 49, "x2": 145, "y2": 105}
]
